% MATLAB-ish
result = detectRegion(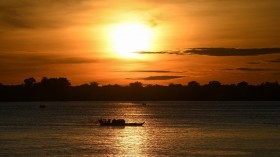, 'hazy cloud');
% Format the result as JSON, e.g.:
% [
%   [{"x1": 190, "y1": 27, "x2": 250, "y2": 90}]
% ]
[
  {"x1": 248, "y1": 62, "x2": 261, "y2": 64},
  {"x1": 126, "y1": 70, "x2": 184, "y2": 73},
  {"x1": 127, "y1": 76, "x2": 185, "y2": 80},
  {"x1": 0, "y1": 52, "x2": 97, "y2": 65},
  {"x1": 224, "y1": 68, "x2": 273, "y2": 72},
  {"x1": 137, "y1": 50, "x2": 183, "y2": 55},
  {"x1": 0, "y1": 0, "x2": 90, "y2": 30},
  {"x1": 128, "y1": 70, "x2": 171, "y2": 73},
  {"x1": 269, "y1": 58, "x2": 280, "y2": 63},
  {"x1": 137, "y1": 48, "x2": 280, "y2": 56}
]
